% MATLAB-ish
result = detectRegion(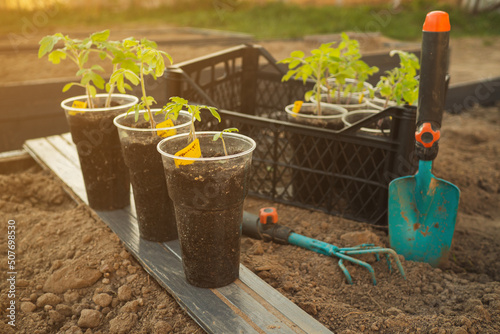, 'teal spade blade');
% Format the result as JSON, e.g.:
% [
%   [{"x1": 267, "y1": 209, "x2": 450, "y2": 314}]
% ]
[{"x1": 388, "y1": 160, "x2": 460, "y2": 267}]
